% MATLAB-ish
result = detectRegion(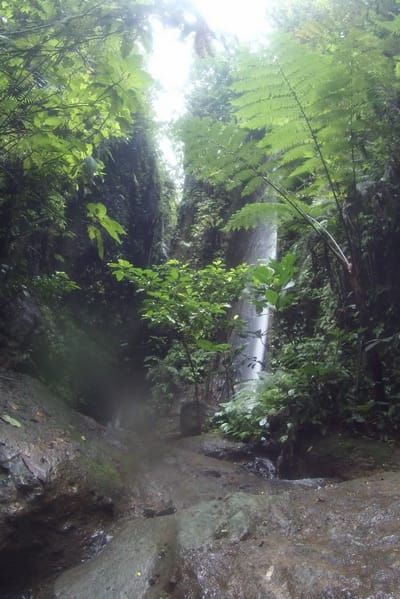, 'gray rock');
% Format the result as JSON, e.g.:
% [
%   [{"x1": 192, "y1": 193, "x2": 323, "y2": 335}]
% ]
[
  {"x1": 0, "y1": 292, "x2": 41, "y2": 366},
  {"x1": 0, "y1": 369, "x2": 134, "y2": 593},
  {"x1": 54, "y1": 516, "x2": 178, "y2": 599},
  {"x1": 54, "y1": 472, "x2": 400, "y2": 599},
  {"x1": 179, "y1": 401, "x2": 203, "y2": 436},
  {"x1": 4, "y1": 372, "x2": 400, "y2": 598}
]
